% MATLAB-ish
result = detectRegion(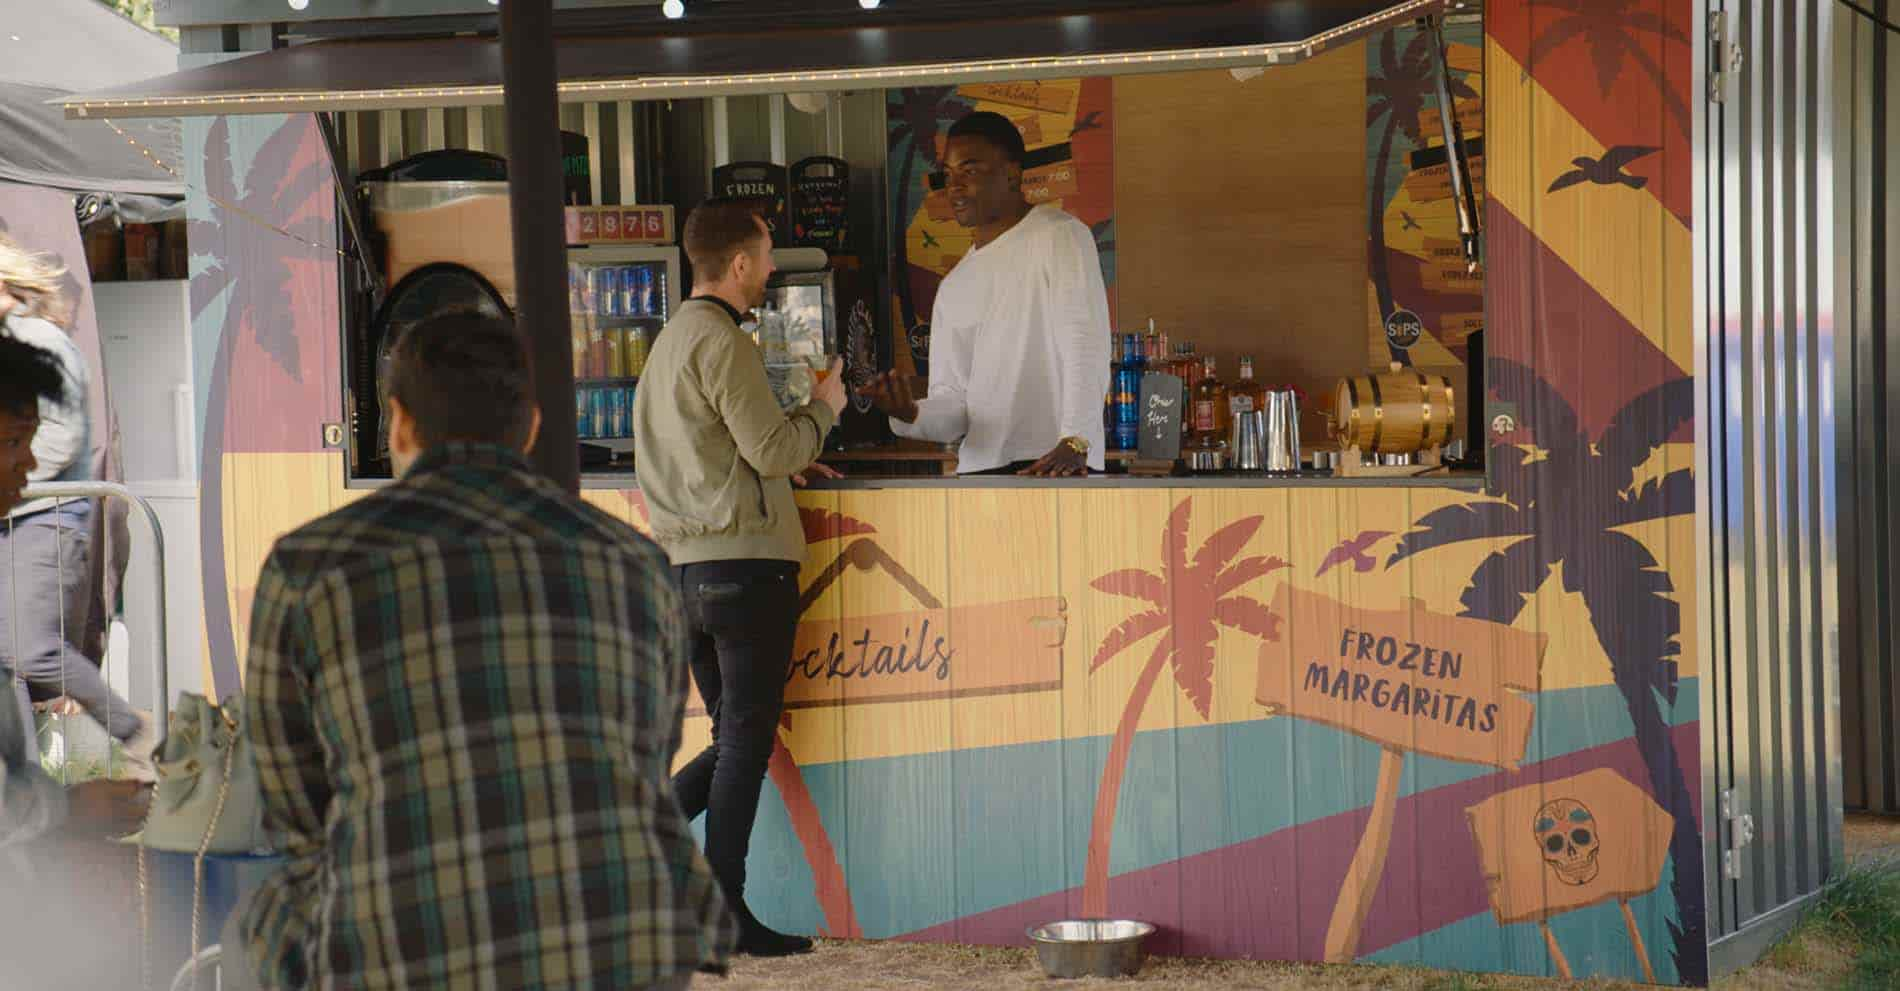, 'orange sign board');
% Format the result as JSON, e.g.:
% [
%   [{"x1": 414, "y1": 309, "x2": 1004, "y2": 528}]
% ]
[
  {"x1": 963, "y1": 80, "x2": 1080, "y2": 117},
  {"x1": 1023, "y1": 161, "x2": 1081, "y2": 204},
  {"x1": 1402, "y1": 157, "x2": 1488, "y2": 205},
  {"x1": 1255, "y1": 585, "x2": 1545, "y2": 768},
  {"x1": 783, "y1": 597, "x2": 1067, "y2": 710},
  {"x1": 1464, "y1": 768, "x2": 1676, "y2": 925}
]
